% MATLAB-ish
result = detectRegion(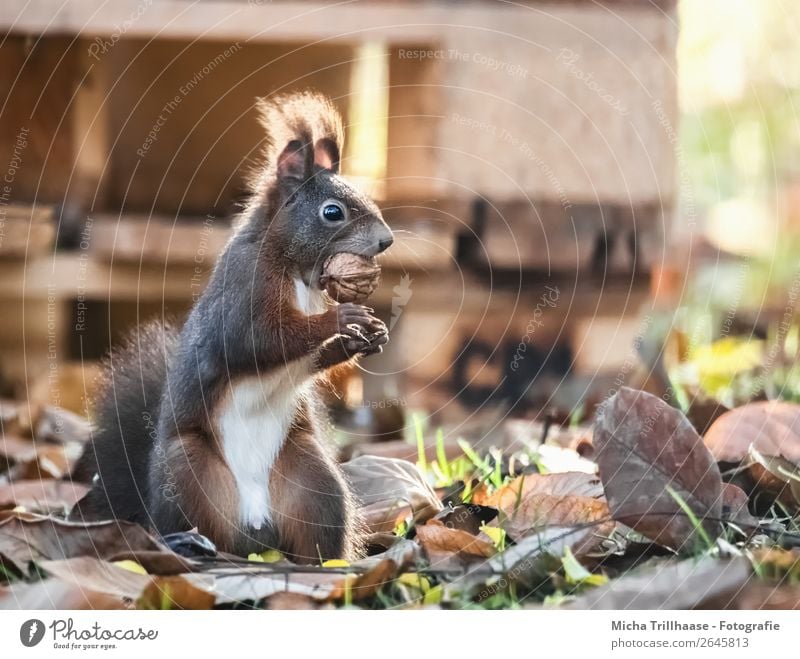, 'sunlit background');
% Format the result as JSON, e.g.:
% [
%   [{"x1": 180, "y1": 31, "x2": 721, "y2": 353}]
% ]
[{"x1": 0, "y1": 0, "x2": 797, "y2": 450}]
